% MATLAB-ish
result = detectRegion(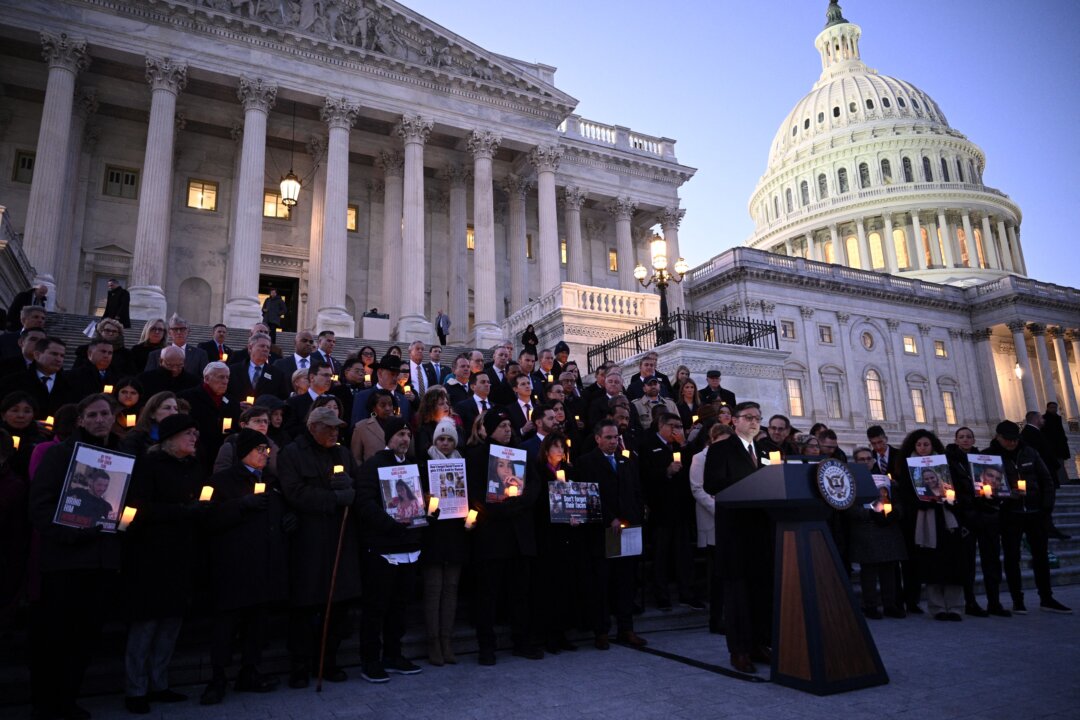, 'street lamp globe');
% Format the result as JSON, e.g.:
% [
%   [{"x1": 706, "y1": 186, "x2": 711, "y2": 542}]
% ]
[
  {"x1": 674, "y1": 257, "x2": 689, "y2": 276},
  {"x1": 633, "y1": 263, "x2": 648, "y2": 281},
  {"x1": 280, "y1": 171, "x2": 301, "y2": 207},
  {"x1": 650, "y1": 235, "x2": 668, "y2": 271}
]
